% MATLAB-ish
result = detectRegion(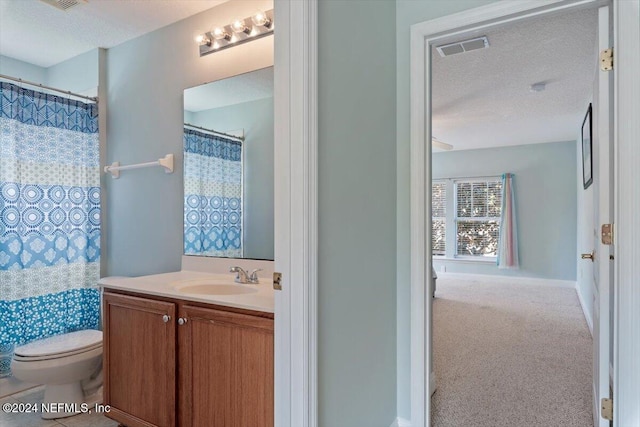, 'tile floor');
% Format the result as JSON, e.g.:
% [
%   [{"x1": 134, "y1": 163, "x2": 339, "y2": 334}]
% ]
[
  {"x1": 0, "y1": 376, "x2": 39, "y2": 398},
  {"x1": 0, "y1": 387, "x2": 119, "y2": 427}
]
